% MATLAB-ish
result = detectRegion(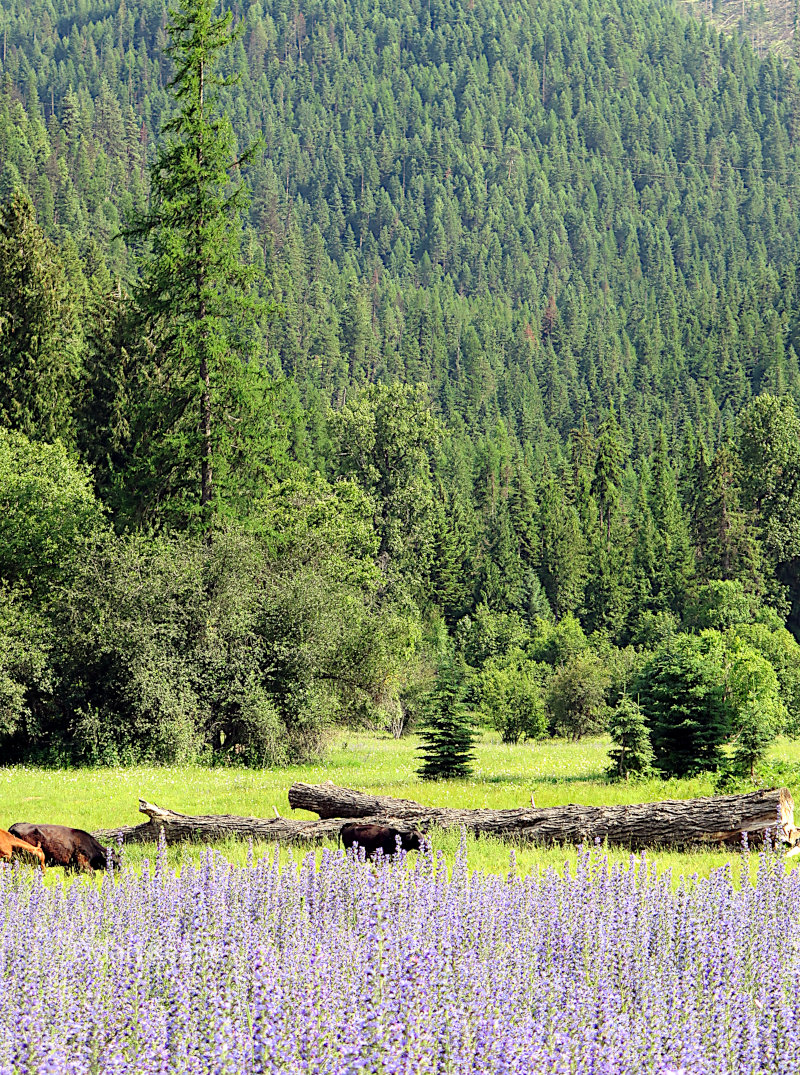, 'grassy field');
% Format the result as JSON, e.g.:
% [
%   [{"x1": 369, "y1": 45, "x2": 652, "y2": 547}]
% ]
[{"x1": 3, "y1": 731, "x2": 800, "y2": 882}]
